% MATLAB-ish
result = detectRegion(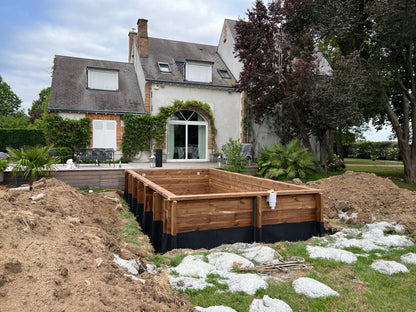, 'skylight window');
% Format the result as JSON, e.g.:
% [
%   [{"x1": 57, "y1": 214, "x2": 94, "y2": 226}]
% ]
[
  {"x1": 158, "y1": 62, "x2": 171, "y2": 73},
  {"x1": 218, "y1": 69, "x2": 231, "y2": 79}
]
